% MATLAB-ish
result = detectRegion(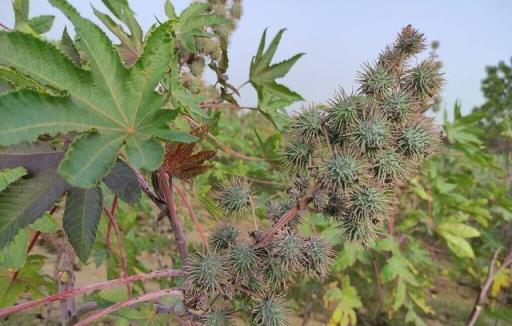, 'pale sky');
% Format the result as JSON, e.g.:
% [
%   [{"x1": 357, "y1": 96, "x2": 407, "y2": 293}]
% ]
[{"x1": 2, "y1": 0, "x2": 512, "y2": 120}]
